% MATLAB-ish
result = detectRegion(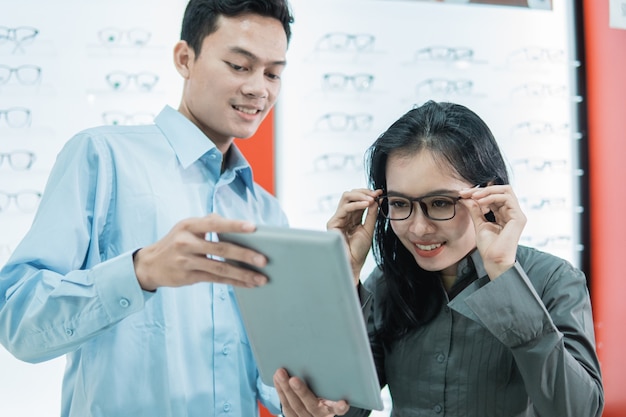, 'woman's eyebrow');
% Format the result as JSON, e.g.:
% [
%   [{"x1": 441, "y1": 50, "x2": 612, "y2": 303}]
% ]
[{"x1": 386, "y1": 188, "x2": 461, "y2": 198}]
